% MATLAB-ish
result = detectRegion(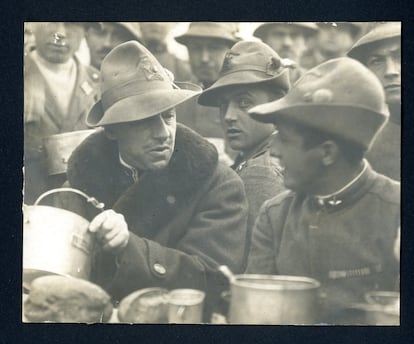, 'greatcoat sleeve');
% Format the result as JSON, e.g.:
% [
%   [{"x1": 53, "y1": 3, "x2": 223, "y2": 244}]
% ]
[{"x1": 93, "y1": 163, "x2": 248, "y2": 302}]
